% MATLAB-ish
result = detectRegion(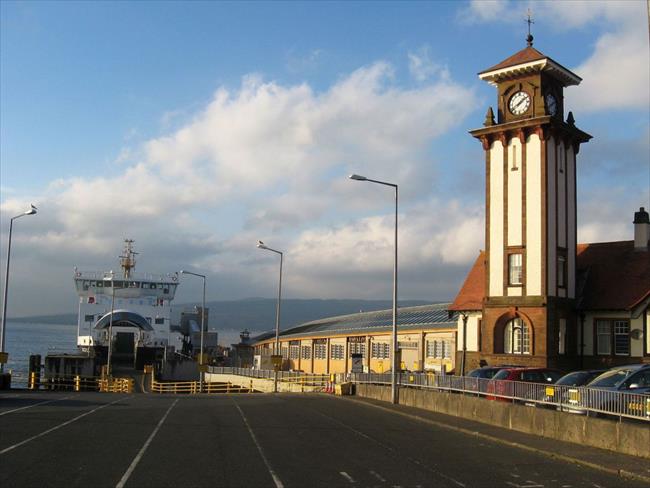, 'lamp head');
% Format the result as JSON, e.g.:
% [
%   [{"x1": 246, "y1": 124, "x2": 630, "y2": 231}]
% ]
[
  {"x1": 257, "y1": 240, "x2": 267, "y2": 249},
  {"x1": 349, "y1": 174, "x2": 367, "y2": 181},
  {"x1": 25, "y1": 204, "x2": 37, "y2": 216},
  {"x1": 180, "y1": 270, "x2": 186, "y2": 274}
]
